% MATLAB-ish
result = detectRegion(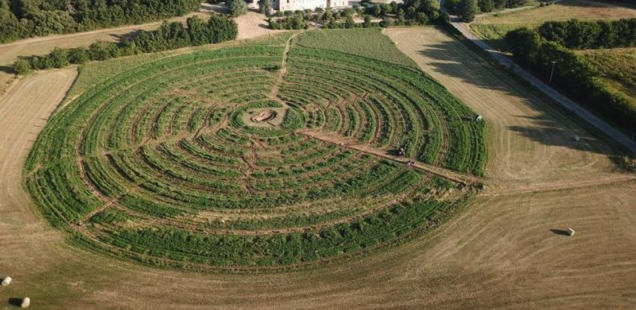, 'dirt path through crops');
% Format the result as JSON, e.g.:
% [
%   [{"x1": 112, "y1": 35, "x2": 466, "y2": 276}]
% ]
[
  {"x1": 299, "y1": 129, "x2": 481, "y2": 185},
  {"x1": 1, "y1": 27, "x2": 636, "y2": 310}
]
